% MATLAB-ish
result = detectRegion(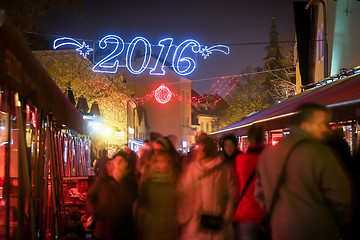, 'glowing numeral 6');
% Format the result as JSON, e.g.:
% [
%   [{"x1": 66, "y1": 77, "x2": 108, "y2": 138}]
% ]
[
  {"x1": 126, "y1": 37, "x2": 152, "y2": 74},
  {"x1": 172, "y1": 40, "x2": 201, "y2": 76},
  {"x1": 92, "y1": 35, "x2": 124, "y2": 73}
]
